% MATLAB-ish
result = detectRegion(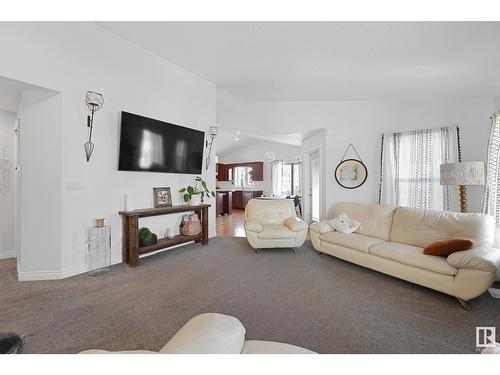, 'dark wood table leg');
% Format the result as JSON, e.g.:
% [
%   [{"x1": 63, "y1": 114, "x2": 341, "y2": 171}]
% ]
[
  {"x1": 201, "y1": 207, "x2": 209, "y2": 245},
  {"x1": 122, "y1": 216, "x2": 130, "y2": 265},
  {"x1": 194, "y1": 209, "x2": 202, "y2": 243},
  {"x1": 129, "y1": 215, "x2": 139, "y2": 267}
]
